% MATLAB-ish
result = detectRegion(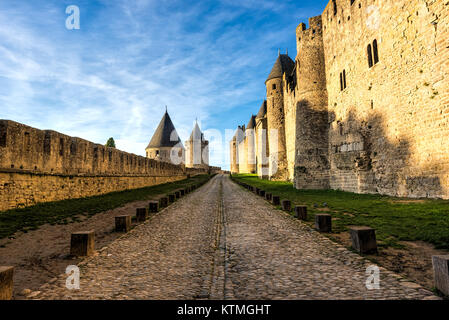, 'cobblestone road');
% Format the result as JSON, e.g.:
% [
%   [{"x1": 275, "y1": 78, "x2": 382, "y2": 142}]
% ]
[{"x1": 32, "y1": 175, "x2": 437, "y2": 300}]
